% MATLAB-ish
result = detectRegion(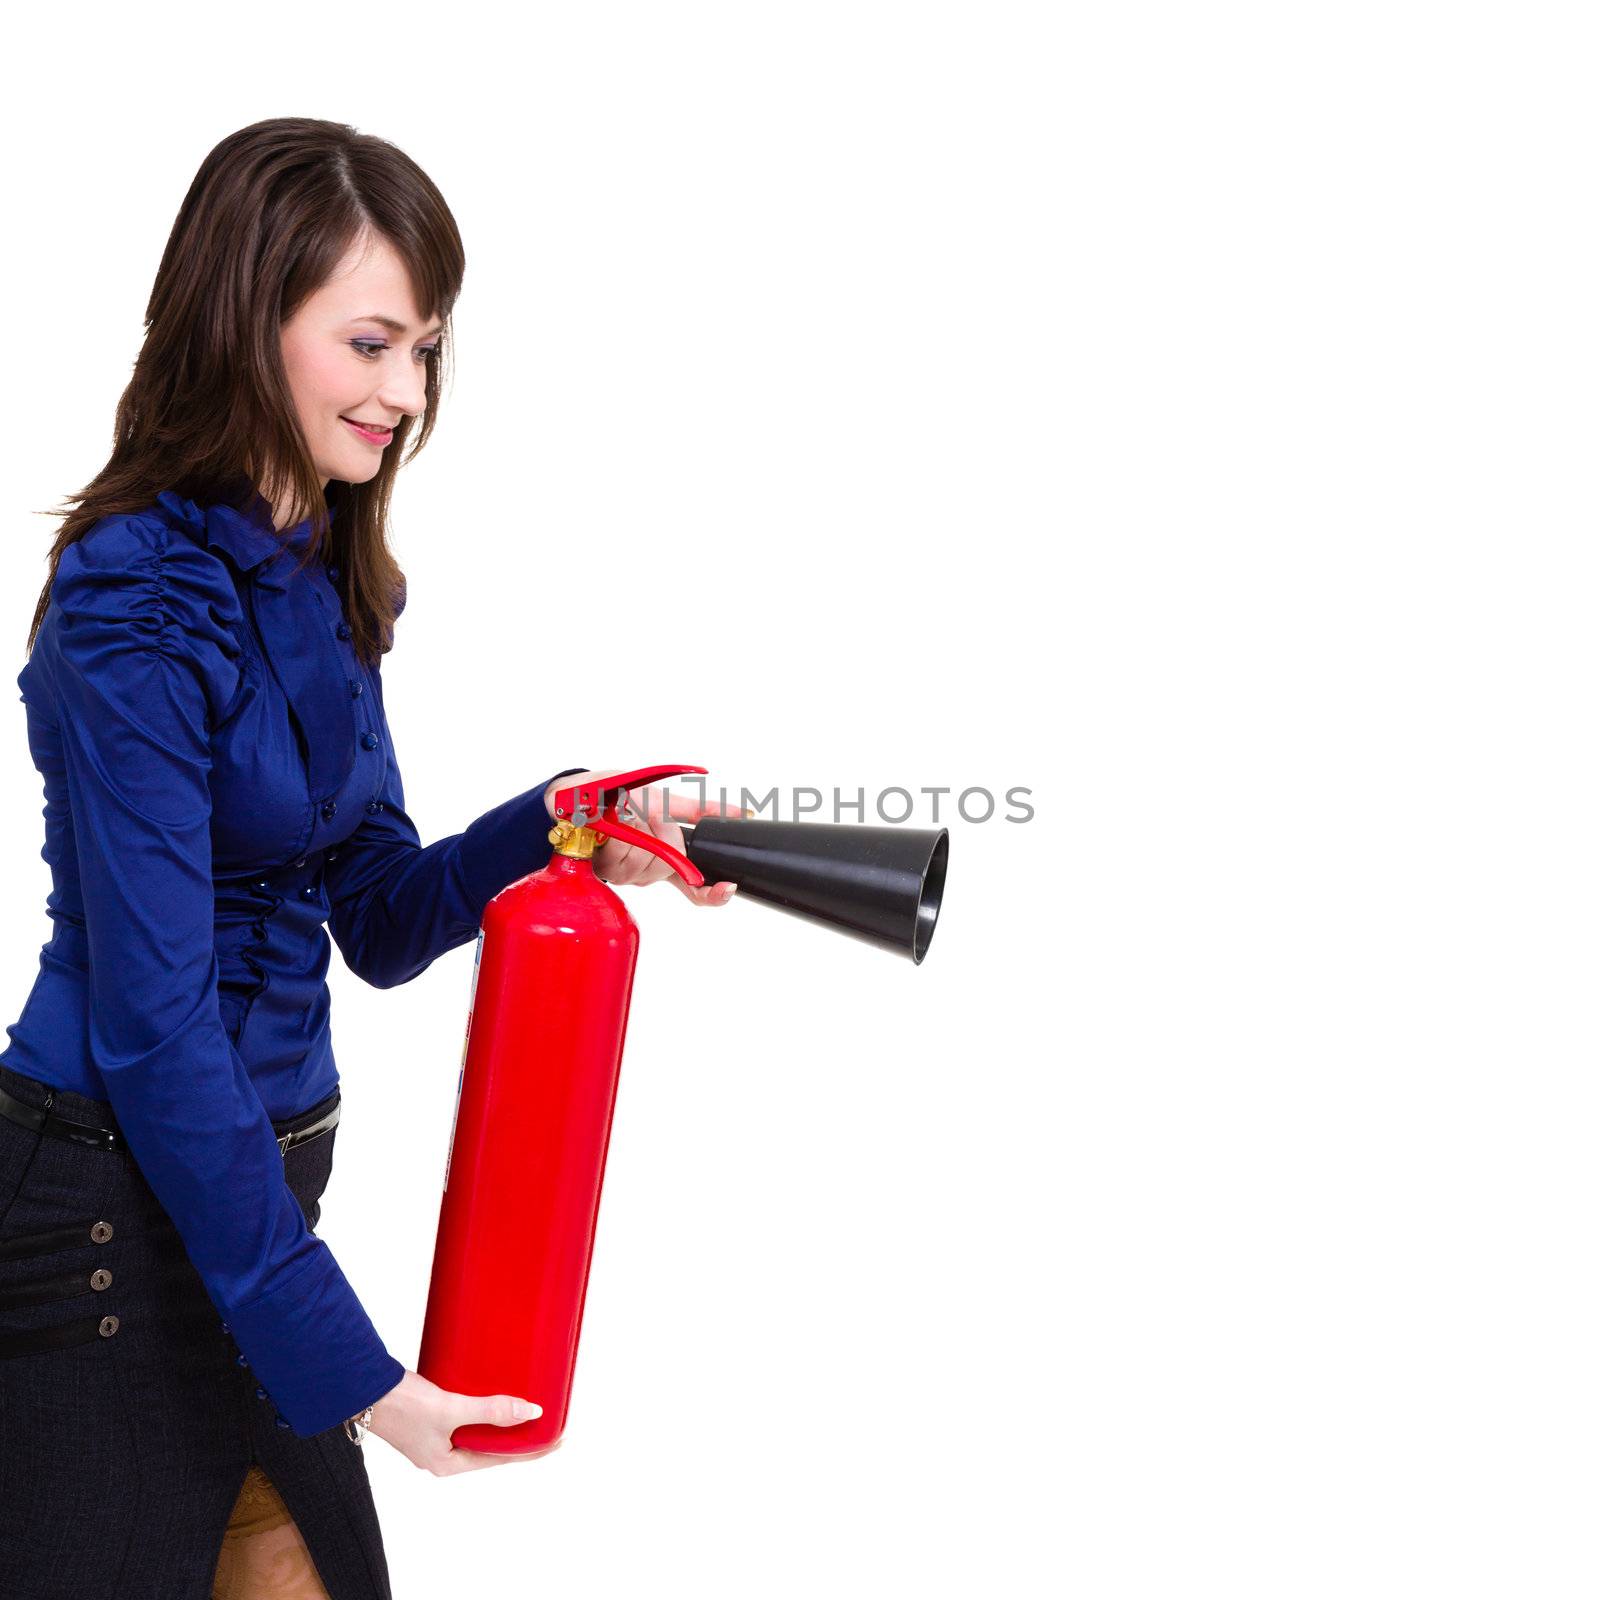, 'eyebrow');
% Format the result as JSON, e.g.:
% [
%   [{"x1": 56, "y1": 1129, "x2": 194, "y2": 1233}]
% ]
[{"x1": 349, "y1": 314, "x2": 445, "y2": 339}]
